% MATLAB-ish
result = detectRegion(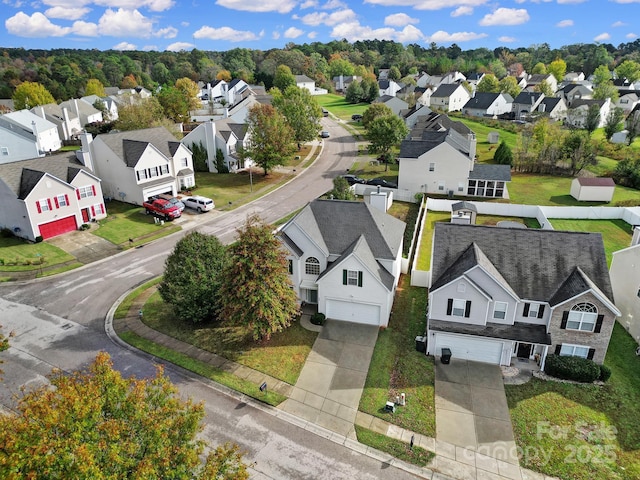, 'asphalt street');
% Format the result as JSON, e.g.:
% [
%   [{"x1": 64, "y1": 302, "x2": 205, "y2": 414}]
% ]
[{"x1": 0, "y1": 119, "x2": 420, "y2": 479}]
